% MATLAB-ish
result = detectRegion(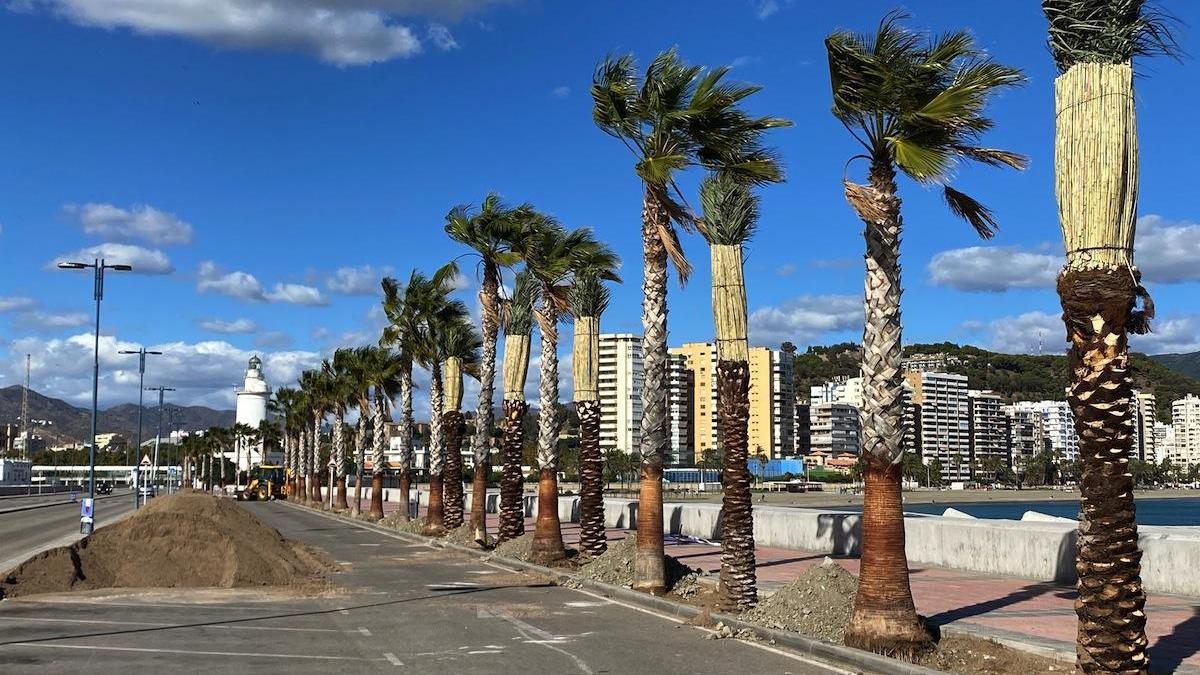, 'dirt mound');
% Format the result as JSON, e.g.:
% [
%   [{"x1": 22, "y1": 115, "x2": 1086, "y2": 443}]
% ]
[
  {"x1": 492, "y1": 532, "x2": 535, "y2": 561},
  {"x1": 572, "y1": 536, "x2": 705, "y2": 598},
  {"x1": 444, "y1": 525, "x2": 493, "y2": 549},
  {"x1": 1, "y1": 492, "x2": 332, "y2": 599},
  {"x1": 741, "y1": 557, "x2": 856, "y2": 642}
]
